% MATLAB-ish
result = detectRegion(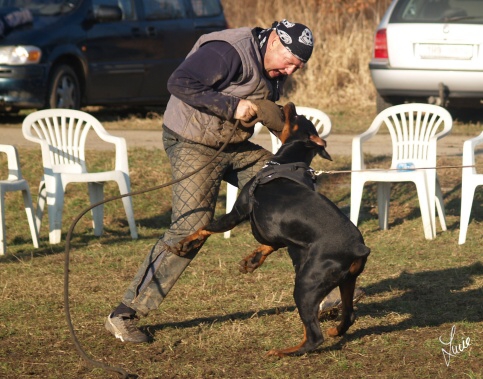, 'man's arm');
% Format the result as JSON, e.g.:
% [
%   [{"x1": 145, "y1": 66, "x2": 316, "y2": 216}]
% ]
[{"x1": 167, "y1": 41, "x2": 245, "y2": 120}]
